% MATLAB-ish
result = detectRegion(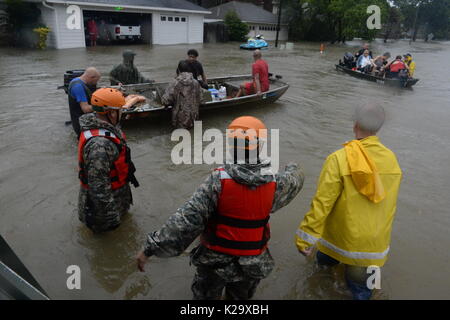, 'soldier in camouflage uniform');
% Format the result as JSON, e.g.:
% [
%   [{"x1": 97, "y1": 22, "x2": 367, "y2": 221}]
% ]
[
  {"x1": 137, "y1": 116, "x2": 304, "y2": 299},
  {"x1": 109, "y1": 50, "x2": 150, "y2": 85},
  {"x1": 161, "y1": 60, "x2": 201, "y2": 130},
  {"x1": 78, "y1": 88, "x2": 139, "y2": 233}
]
